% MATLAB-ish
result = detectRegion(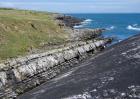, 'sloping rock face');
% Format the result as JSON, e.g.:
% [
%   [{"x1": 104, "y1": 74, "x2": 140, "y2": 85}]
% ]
[
  {"x1": 19, "y1": 34, "x2": 140, "y2": 99},
  {"x1": 0, "y1": 38, "x2": 111, "y2": 98}
]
